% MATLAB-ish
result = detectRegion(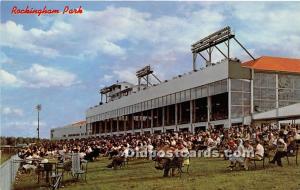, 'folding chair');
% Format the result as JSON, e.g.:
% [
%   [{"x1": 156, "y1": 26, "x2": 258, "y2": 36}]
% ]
[
  {"x1": 253, "y1": 154, "x2": 266, "y2": 169},
  {"x1": 71, "y1": 153, "x2": 87, "y2": 182},
  {"x1": 49, "y1": 171, "x2": 63, "y2": 190},
  {"x1": 286, "y1": 142, "x2": 299, "y2": 166}
]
